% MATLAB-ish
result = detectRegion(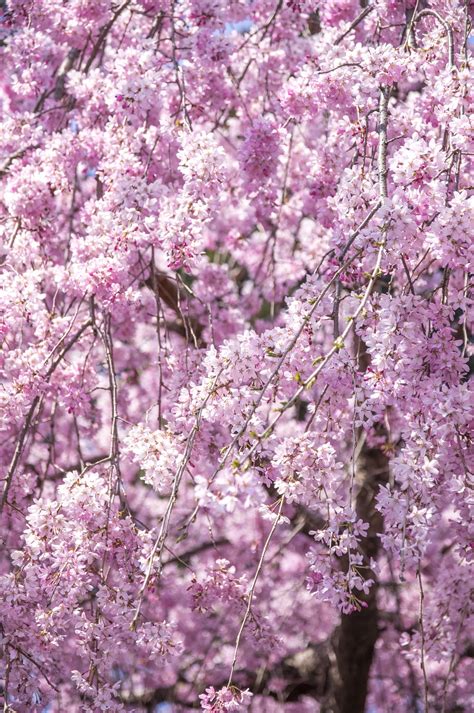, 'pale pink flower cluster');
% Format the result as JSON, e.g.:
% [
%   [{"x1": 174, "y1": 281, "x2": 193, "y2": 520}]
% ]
[
  {"x1": 124, "y1": 424, "x2": 183, "y2": 493},
  {"x1": 0, "y1": 0, "x2": 472, "y2": 710}
]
